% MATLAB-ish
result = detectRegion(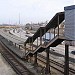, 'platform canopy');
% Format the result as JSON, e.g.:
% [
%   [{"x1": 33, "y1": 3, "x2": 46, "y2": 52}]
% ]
[{"x1": 0, "y1": 29, "x2": 26, "y2": 45}]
